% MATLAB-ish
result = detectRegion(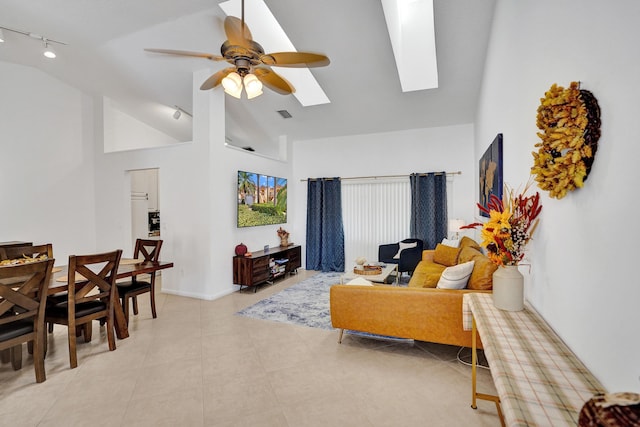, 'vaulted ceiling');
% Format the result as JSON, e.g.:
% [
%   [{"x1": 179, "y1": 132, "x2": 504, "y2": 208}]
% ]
[{"x1": 0, "y1": 0, "x2": 496, "y2": 153}]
